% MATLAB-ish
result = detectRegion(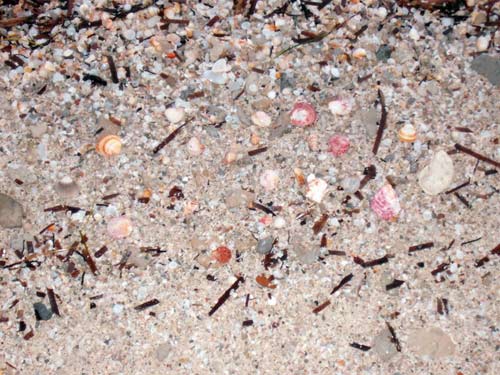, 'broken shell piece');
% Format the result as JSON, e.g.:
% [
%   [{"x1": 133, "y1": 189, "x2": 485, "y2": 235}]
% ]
[
  {"x1": 307, "y1": 133, "x2": 319, "y2": 151},
  {"x1": 418, "y1": 150, "x2": 454, "y2": 195},
  {"x1": 223, "y1": 150, "x2": 238, "y2": 165},
  {"x1": 370, "y1": 184, "x2": 401, "y2": 221},
  {"x1": 290, "y1": 102, "x2": 317, "y2": 127},
  {"x1": 327, "y1": 135, "x2": 350, "y2": 156},
  {"x1": 398, "y1": 124, "x2": 417, "y2": 142},
  {"x1": 203, "y1": 58, "x2": 231, "y2": 85},
  {"x1": 352, "y1": 48, "x2": 367, "y2": 59},
  {"x1": 55, "y1": 176, "x2": 80, "y2": 198},
  {"x1": 251, "y1": 111, "x2": 272, "y2": 127},
  {"x1": 187, "y1": 136, "x2": 205, "y2": 156},
  {"x1": 165, "y1": 107, "x2": 185, "y2": 124},
  {"x1": 294, "y1": 168, "x2": 306, "y2": 186},
  {"x1": 211, "y1": 246, "x2": 232, "y2": 264},
  {"x1": 328, "y1": 97, "x2": 353, "y2": 116},
  {"x1": 250, "y1": 133, "x2": 260, "y2": 145},
  {"x1": 96, "y1": 135, "x2": 122, "y2": 156},
  {"x1": 107, "y1": 216, "x2": 132, "y2": 239},
  {"x1": 260, "y1": 169, "x2": 280, "y2": 192},
  {"x1": 306, "y1": 174, "x2": 328, "y2": 203}
]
